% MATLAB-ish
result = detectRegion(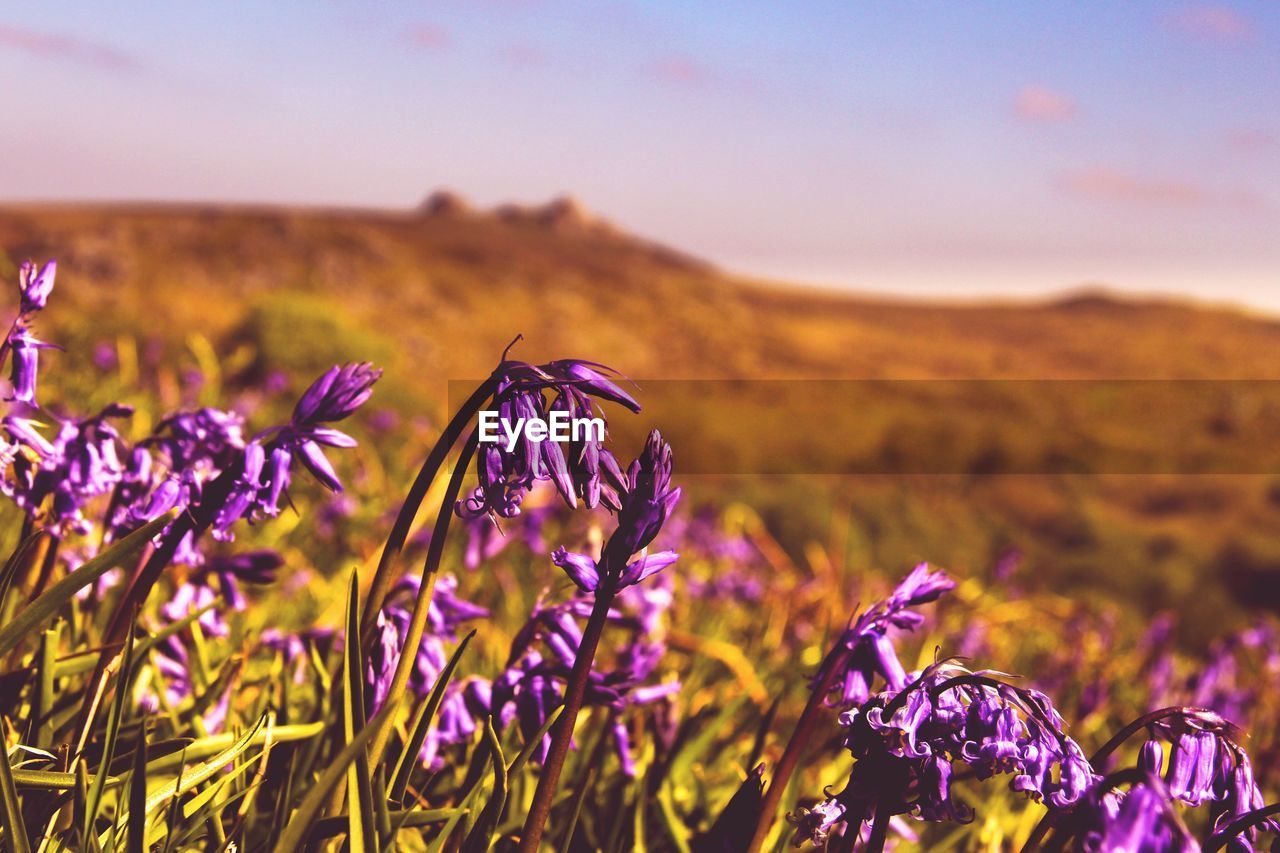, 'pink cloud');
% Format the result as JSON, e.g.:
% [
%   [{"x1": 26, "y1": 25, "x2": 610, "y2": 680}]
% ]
[
  {"x1": 1059, "y1": 167, "x2": 1267, "y2": 213},
  {"x1": 1164, "y1": 5, "x2": 1257, "y2": 44},
  {"x1": 406, "y1": 24, "x2": 450, "y2": 51},
  {"x1": 1014, "y1": 85, "x2": 1077, "y2": 123},
  {"x1": 650, "y1": 55, "x2": 707, "y2": 86},
  {"x1": 1227, "y1": 127, "x2": 1280, "y2": 153},
  {"x1": 497, "y1": 41, "x2": 546, "y2": 67},
  {"x1": 0, "y1": 24, "x2": 137, "y2": 71}
]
